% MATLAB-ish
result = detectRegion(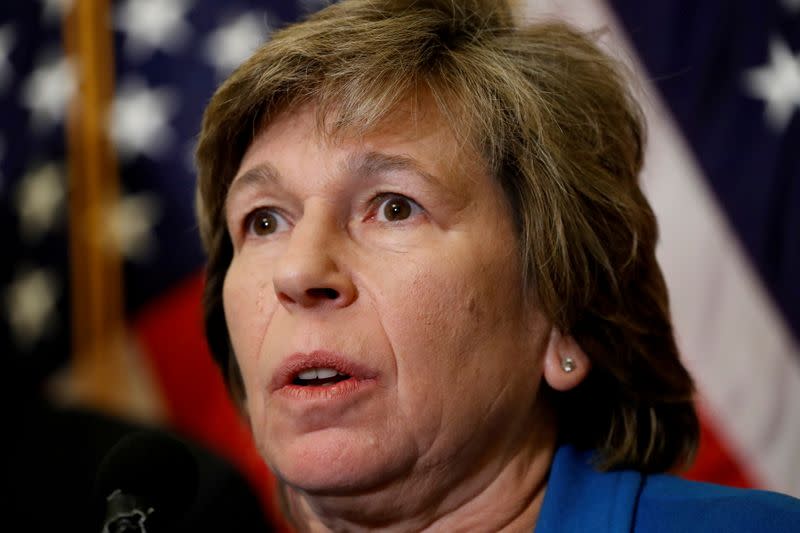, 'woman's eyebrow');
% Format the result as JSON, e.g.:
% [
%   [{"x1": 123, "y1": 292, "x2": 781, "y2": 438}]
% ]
[{"x1": 225, "y1": 162, "x2": 282, "y2": 213}]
